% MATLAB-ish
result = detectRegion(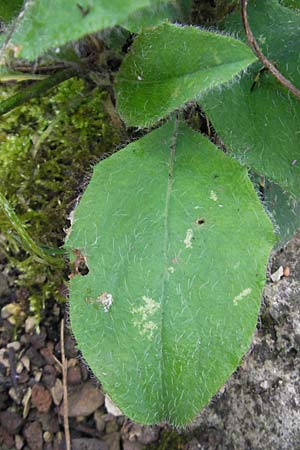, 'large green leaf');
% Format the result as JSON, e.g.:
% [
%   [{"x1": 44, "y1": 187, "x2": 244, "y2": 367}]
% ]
[
  {"x1": 201, "y1": 0, "x2": 300, "y2": 198},
  {"x1": 65, "y1": 120, "x2": 274, "y2": 426},
  {"x1": 115, "y1": 22, "x2": 256, "y2": 127},
  {"x1": 4, "y1": 0, "x2": 170, "y2": 61}
]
